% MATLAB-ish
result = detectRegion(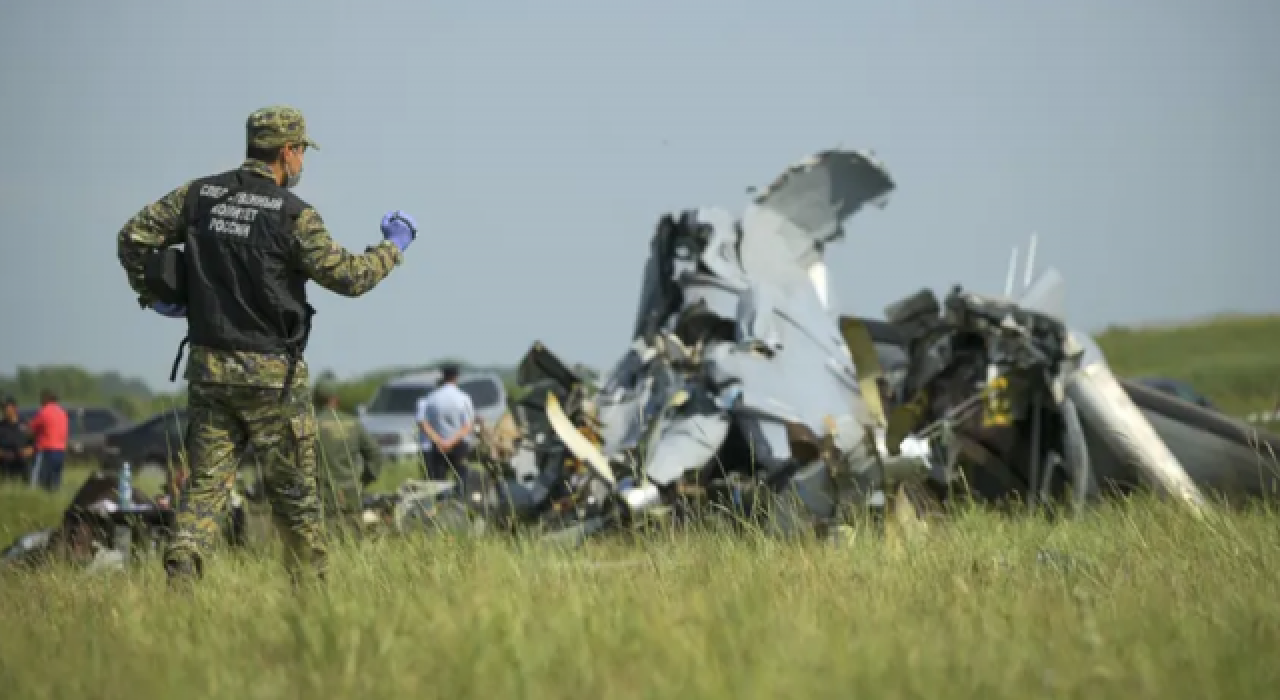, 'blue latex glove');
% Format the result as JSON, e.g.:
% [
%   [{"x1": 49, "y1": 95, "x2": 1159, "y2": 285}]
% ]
[
  {"x1": 152, "y1": 301, "x2": 186, "y2": 318},
  {"x1": 380, "y1": 210, "x2": 417, "y2": 252}
]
